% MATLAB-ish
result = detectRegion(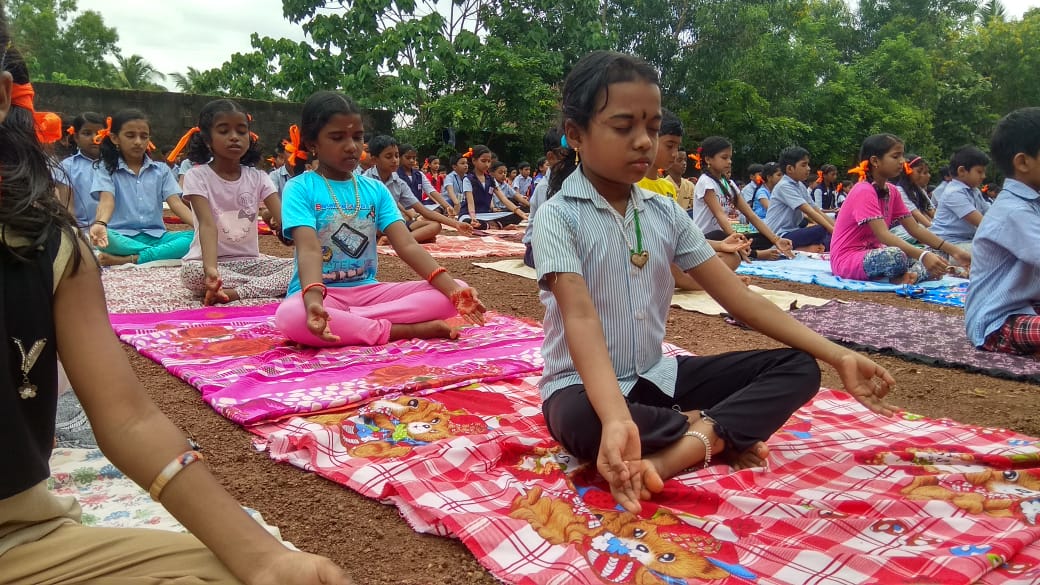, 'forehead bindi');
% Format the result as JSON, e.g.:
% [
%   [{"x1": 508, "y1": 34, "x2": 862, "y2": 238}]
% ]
[
  {"x1": 597, "y1": 81, "x2": 661, "y2": 121},
  {"x1": 325, "y1": 113, "x2": 363, "y2": 133},
  {"x1": 120, "y1": 120, "x2": 150, "y2": 135}
]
